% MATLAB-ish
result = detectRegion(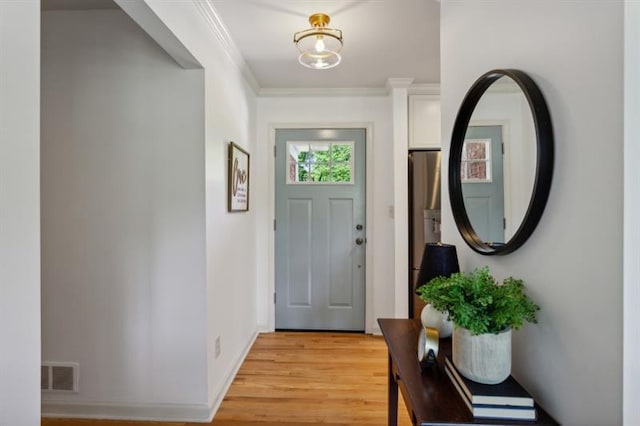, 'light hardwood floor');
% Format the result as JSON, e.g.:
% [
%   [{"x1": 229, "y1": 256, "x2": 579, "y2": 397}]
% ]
[{"x1": 42, "y1": 332, "x2": 412, "y2": 426}]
